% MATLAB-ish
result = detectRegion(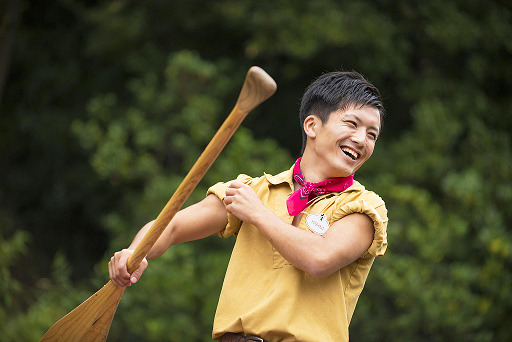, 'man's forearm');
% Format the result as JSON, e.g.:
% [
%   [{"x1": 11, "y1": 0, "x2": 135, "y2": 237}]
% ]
[
  {"x1": 250, "y1": 207, "x2": 374, "y2": 277},
  {"x1": 251, "y1": 209, "x2": 333, "y2": 276},
  {"x1": 126, "y1": 220, "x2": 170, "y2": 260}
]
